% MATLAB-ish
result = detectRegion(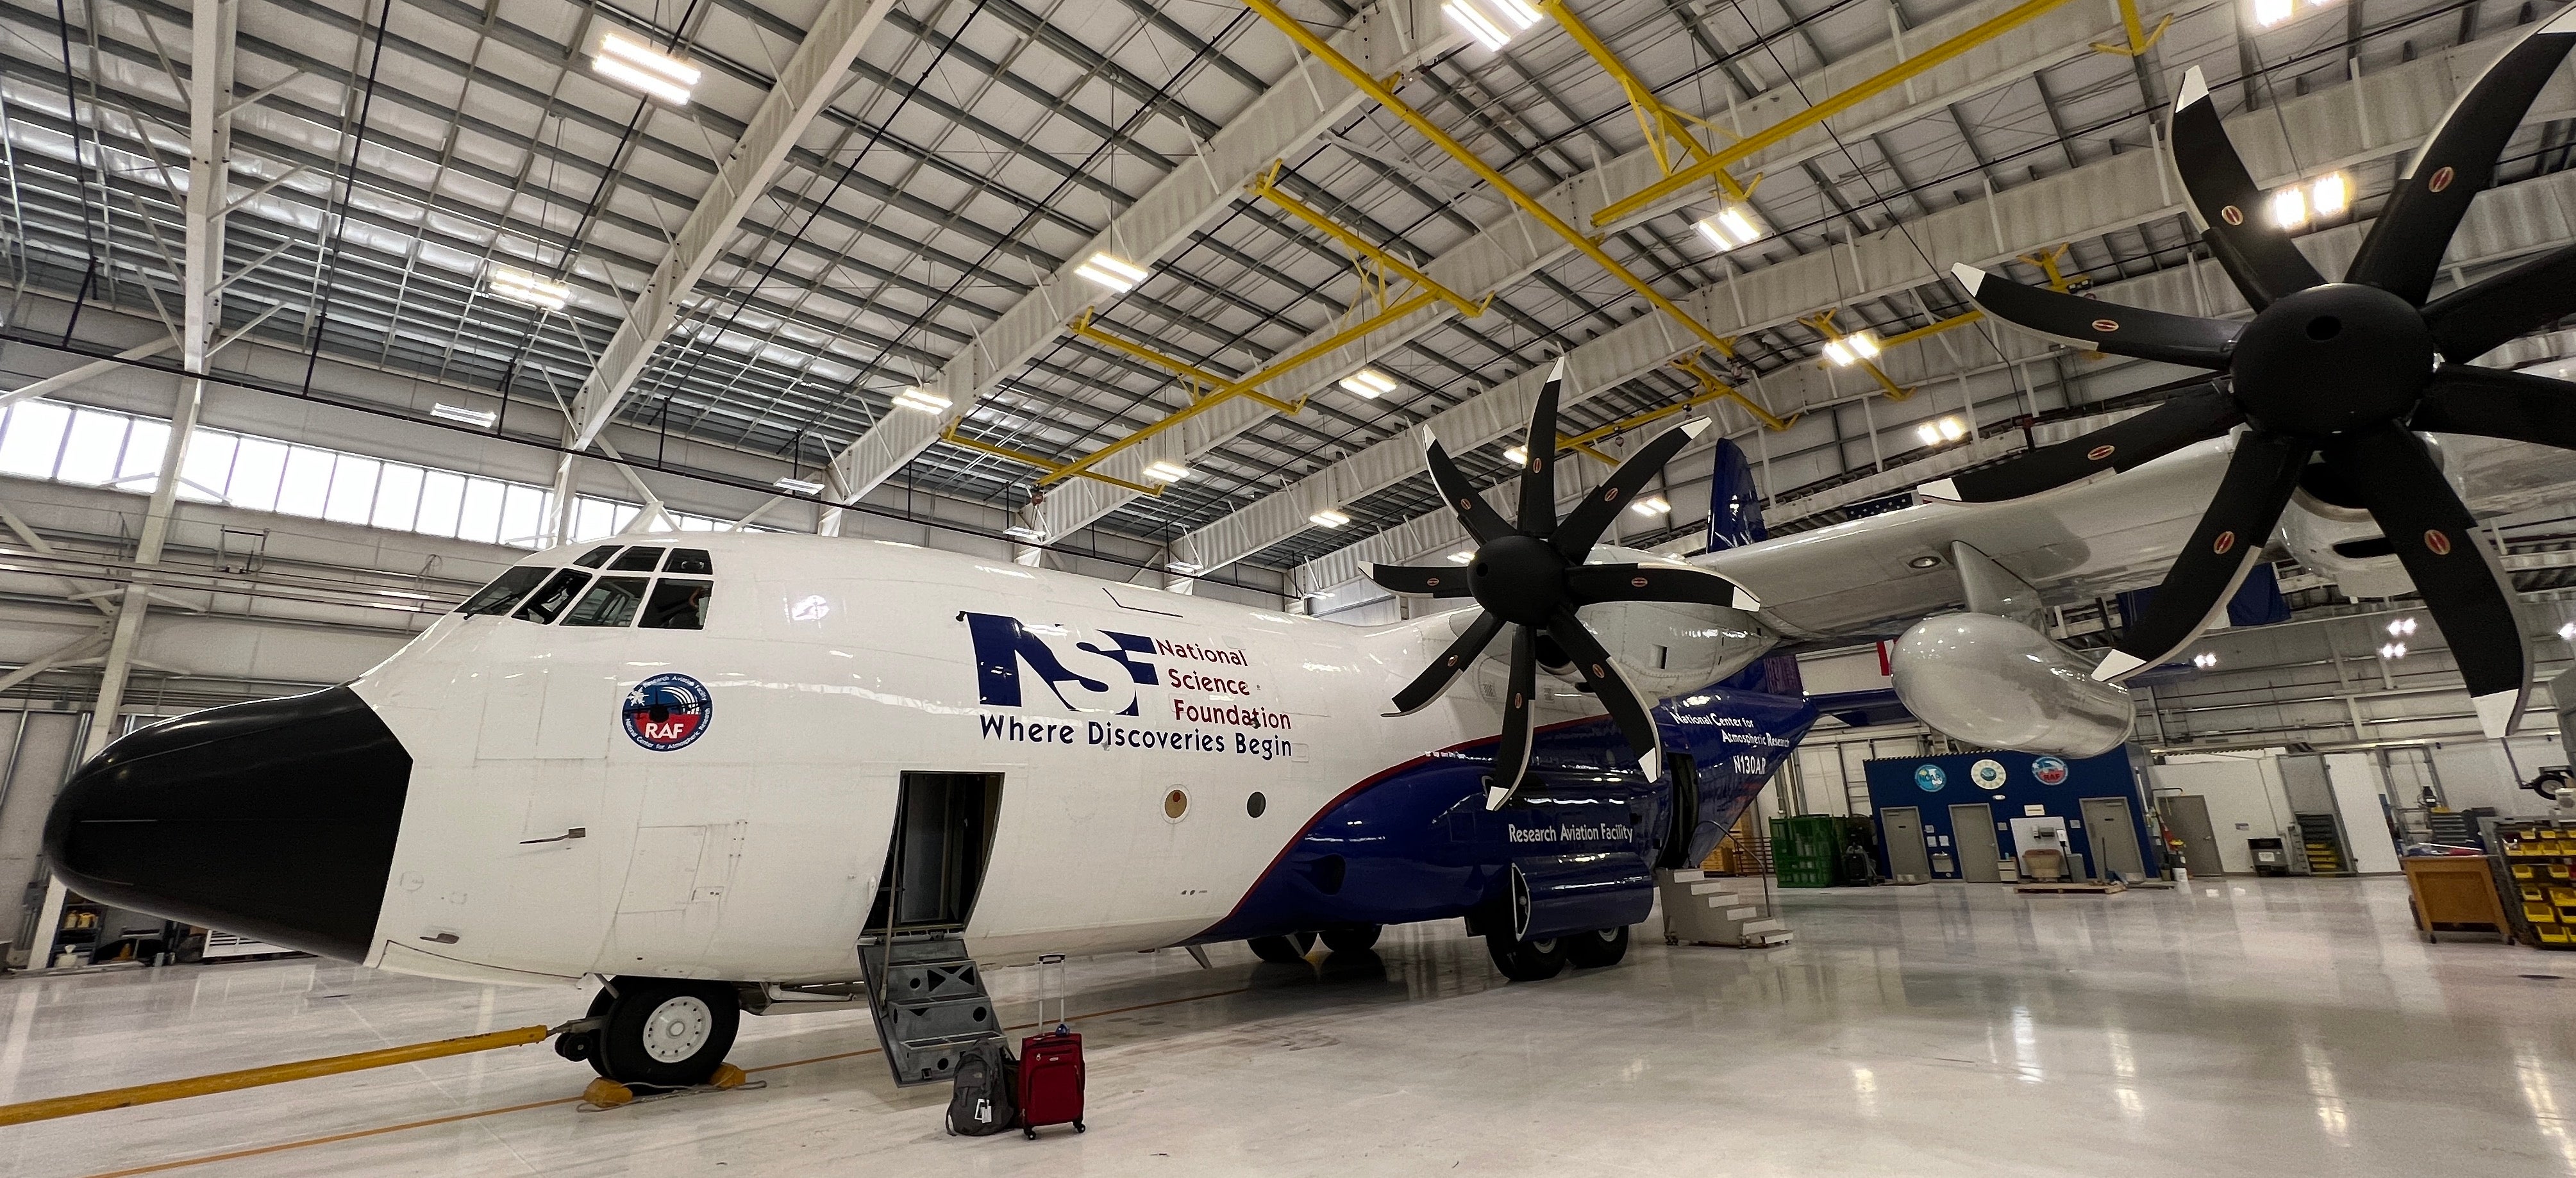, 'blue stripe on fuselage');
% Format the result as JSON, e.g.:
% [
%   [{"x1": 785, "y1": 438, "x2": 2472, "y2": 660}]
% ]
[{"x1": 1186, "y1": 686, "x2": 1816, "y2": 944}]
